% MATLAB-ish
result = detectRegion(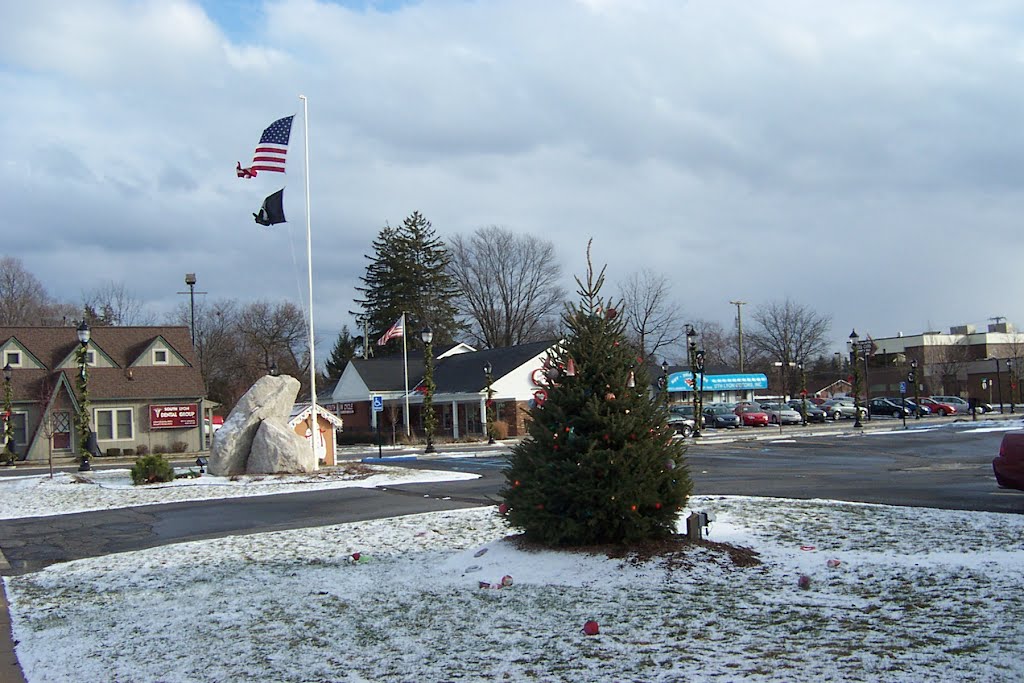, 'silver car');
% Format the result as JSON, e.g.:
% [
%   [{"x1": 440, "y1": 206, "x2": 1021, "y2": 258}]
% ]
[
  {"x1": 819, "y1": 399, "x2": 867, "y2": 420},
  {"x1": 759, "y1": 402, "x2": 803, "y2": 425}
]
